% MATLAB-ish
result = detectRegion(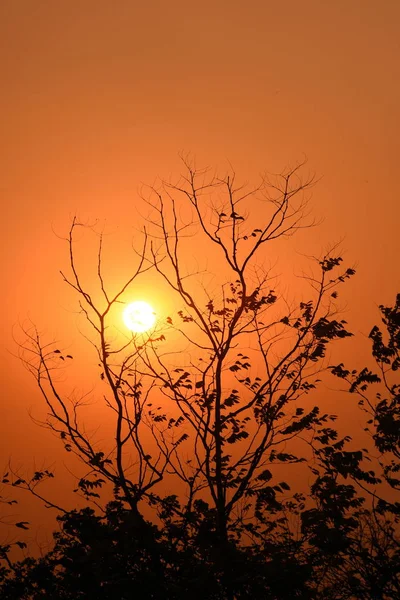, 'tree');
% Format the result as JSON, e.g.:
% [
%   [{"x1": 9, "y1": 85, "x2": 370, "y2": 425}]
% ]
[
  {"x1": 303, "y1": 291, "x2": 400, "y2": 599},
  {"x1": 329, "y1": 293, "x2": 399, "y2": 508},
  {"x1": 5, "y1": 158, "x2": 398, "y2": 598},
  {"x1": 134, "y1": 160, "x2": 355, "y2": 595}
]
